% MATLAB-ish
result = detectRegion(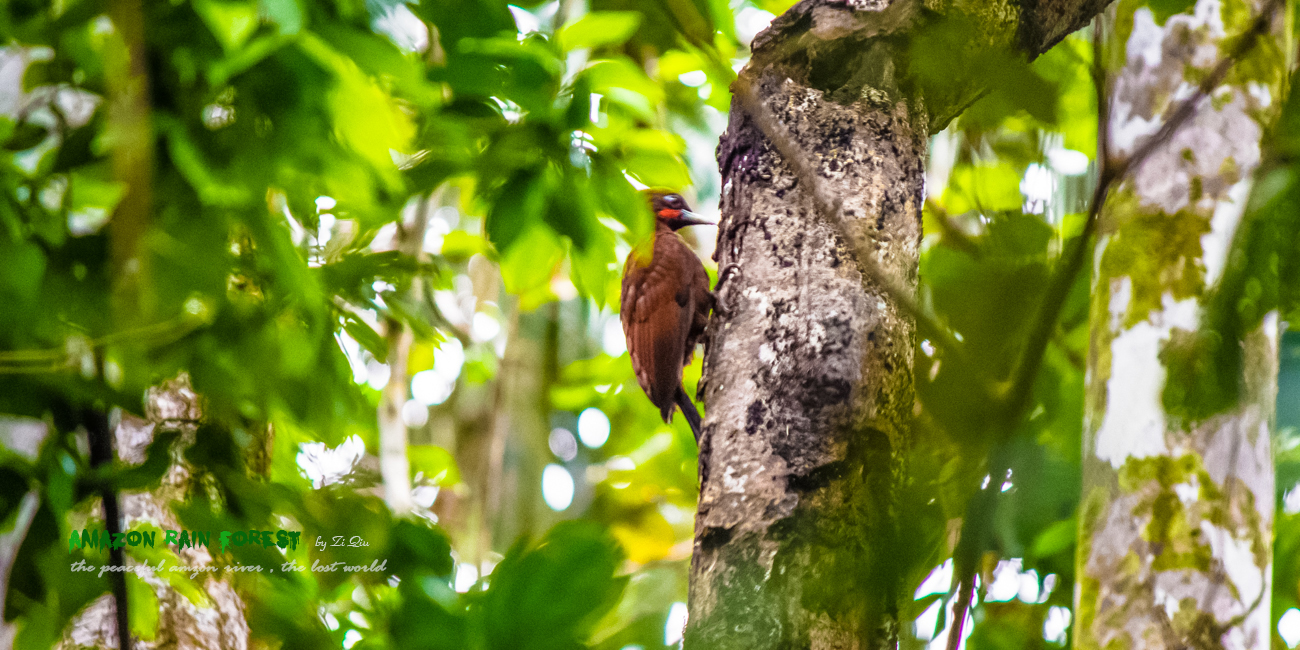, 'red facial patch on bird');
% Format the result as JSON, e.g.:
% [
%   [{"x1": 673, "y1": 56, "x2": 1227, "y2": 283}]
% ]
[{"x1": 657, "y1": 209, "x2": 682, "y2": 219}]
